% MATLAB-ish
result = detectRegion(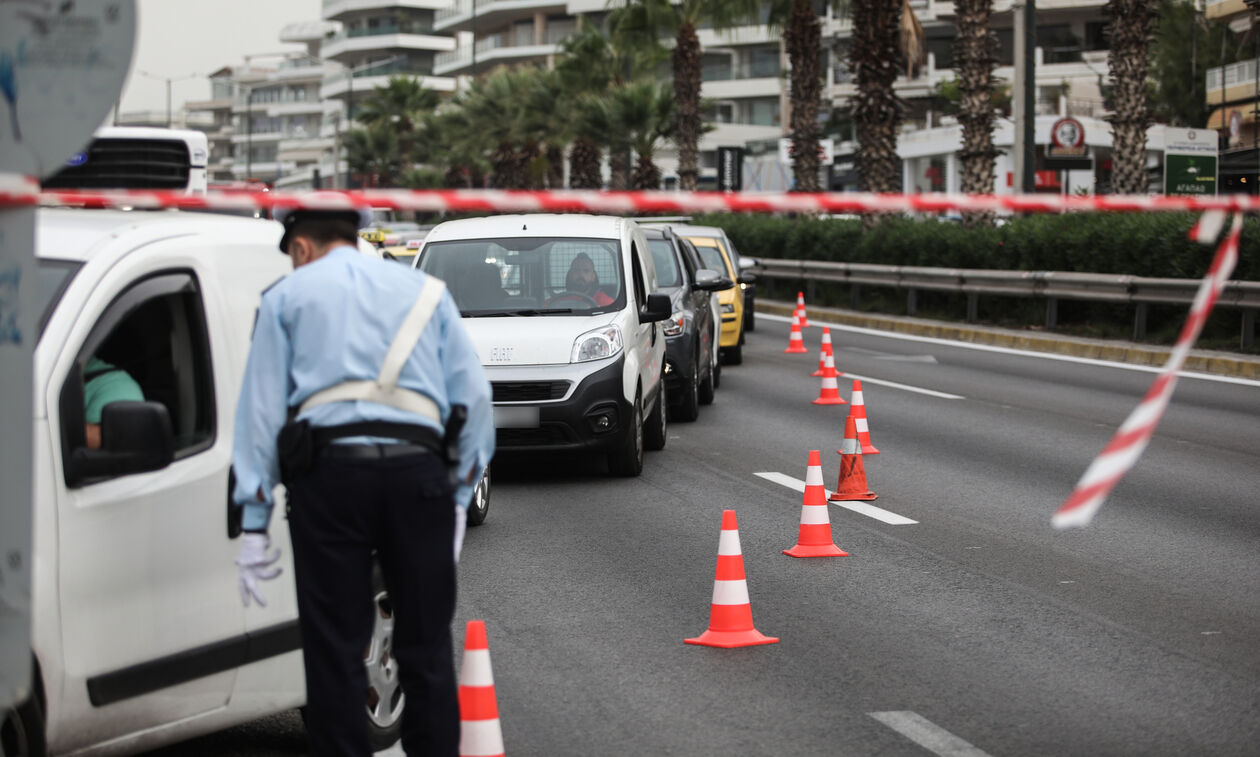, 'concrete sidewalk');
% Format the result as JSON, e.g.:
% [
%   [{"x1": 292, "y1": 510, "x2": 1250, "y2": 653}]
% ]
[{"x1": 758, "y1": 299, "x2": 1260, "y2": 379}]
